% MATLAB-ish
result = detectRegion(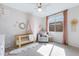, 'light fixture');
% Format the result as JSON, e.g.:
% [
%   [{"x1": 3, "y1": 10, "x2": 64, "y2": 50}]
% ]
[
  {"x1": 38, "y1": 8, "x2": 42, "y2": 12},
  {"x1": 37, "y1": 3, "x2": 42, "y2": 12}
]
